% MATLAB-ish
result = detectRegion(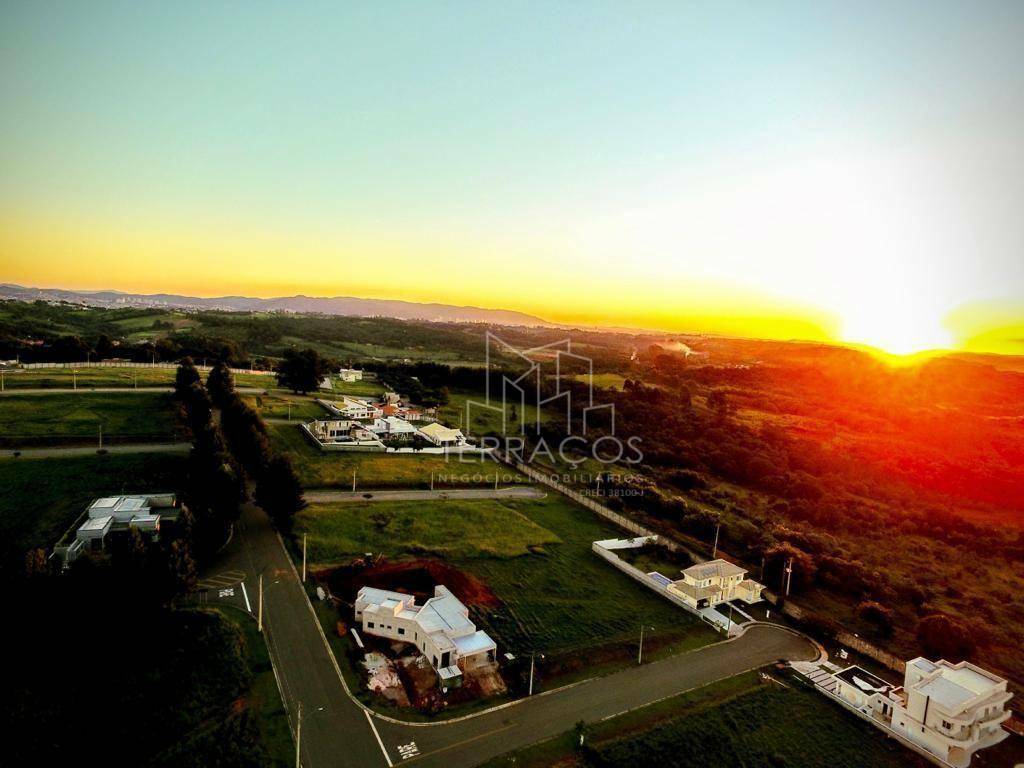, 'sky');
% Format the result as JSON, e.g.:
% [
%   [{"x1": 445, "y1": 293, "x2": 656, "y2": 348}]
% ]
[{"x1": 2, "y1": 1, "x2": 1023, "y2": 354}]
